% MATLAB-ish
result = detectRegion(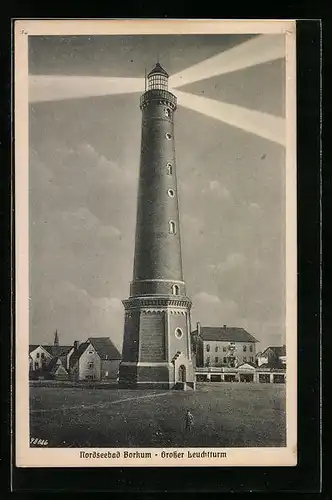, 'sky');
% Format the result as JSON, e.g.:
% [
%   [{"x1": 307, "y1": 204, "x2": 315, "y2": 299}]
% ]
[{"x1": 28, "y1": 34, "x2": 286, "y2": 352}]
